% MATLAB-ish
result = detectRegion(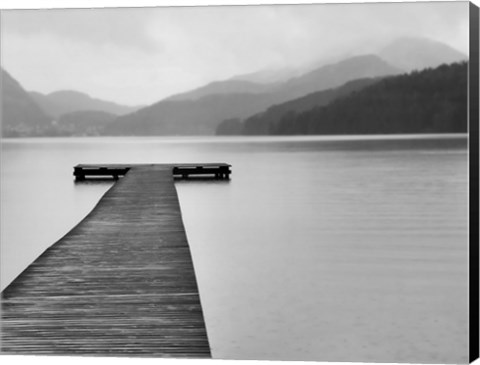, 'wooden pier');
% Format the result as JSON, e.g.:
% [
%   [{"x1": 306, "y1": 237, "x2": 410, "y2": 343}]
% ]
[{"x1": 1, "y1": 163, "x2": 229, "y2": 357}]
